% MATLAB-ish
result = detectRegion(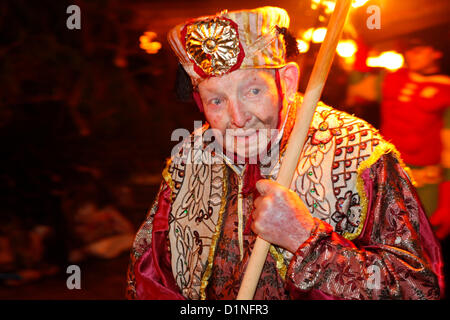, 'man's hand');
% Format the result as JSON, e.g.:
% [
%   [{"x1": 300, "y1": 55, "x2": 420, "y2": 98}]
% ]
[{"x1": 251, "y1": 179, "x2": 315, "y2": 254}]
